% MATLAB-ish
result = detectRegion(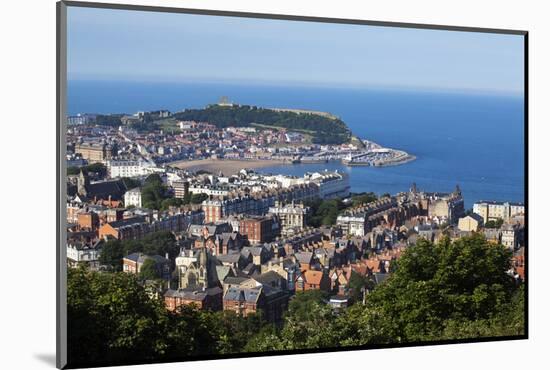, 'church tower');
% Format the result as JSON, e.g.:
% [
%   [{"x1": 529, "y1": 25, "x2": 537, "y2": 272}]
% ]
[{"x1": 77, "y1": 169, "x2": 90, "y2": 196}]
